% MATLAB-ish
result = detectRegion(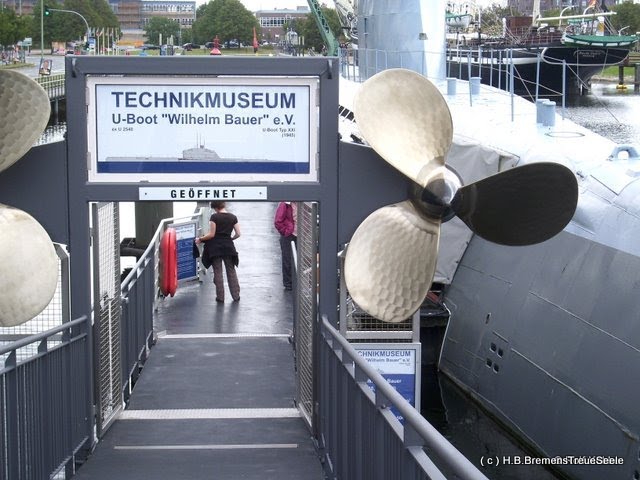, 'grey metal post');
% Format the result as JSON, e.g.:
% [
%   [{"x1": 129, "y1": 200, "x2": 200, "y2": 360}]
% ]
[
  {"x1": 498, "y1": 49, "x2": 502, "y2": 90},
  {"x1": 562, "y1": 59, "x2": 567, "y2": 116},
  {"x1": 38, "y1": 339, "x2": 52, "y2": 472},
  {"x1": 510, "y1": 48, "x2": 515, "y2": 122},
  {"x1": 489, "y1": 48, "x2": 493, "y2": 87},
  {"x1": 5, "y1": 352, "x2": 18, "y2": 479},
  {"x1": 535, "y1": 50, "x2": 541, "y2": 101}
]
